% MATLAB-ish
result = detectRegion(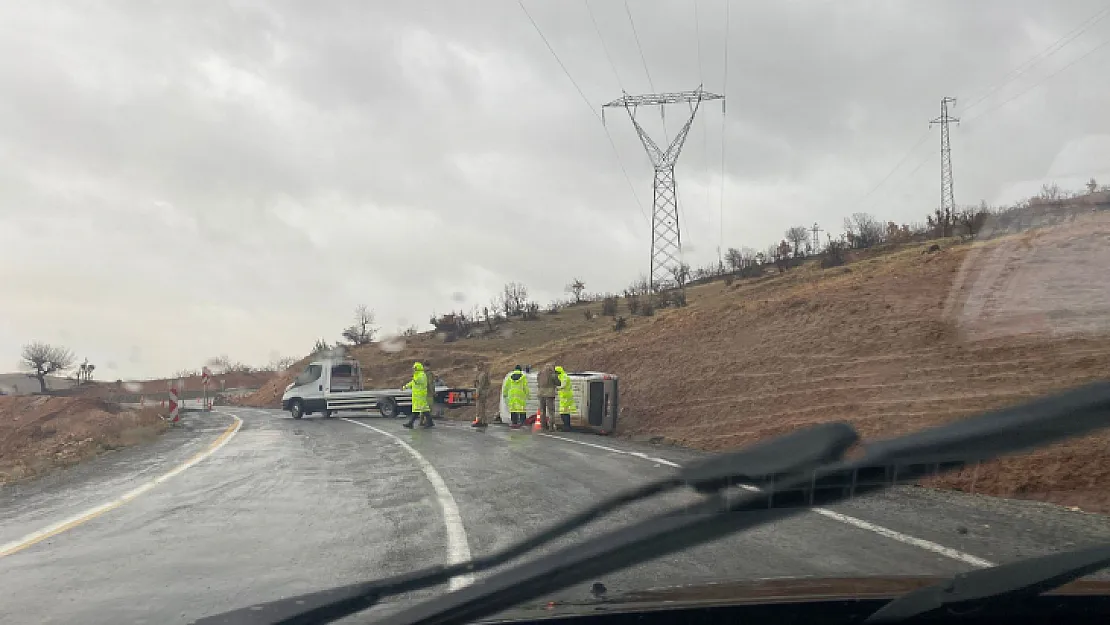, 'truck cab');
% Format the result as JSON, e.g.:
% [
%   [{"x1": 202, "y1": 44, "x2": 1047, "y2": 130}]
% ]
[{"x1": 282, "y1": 358, "x2": 363, "y2": 418}]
